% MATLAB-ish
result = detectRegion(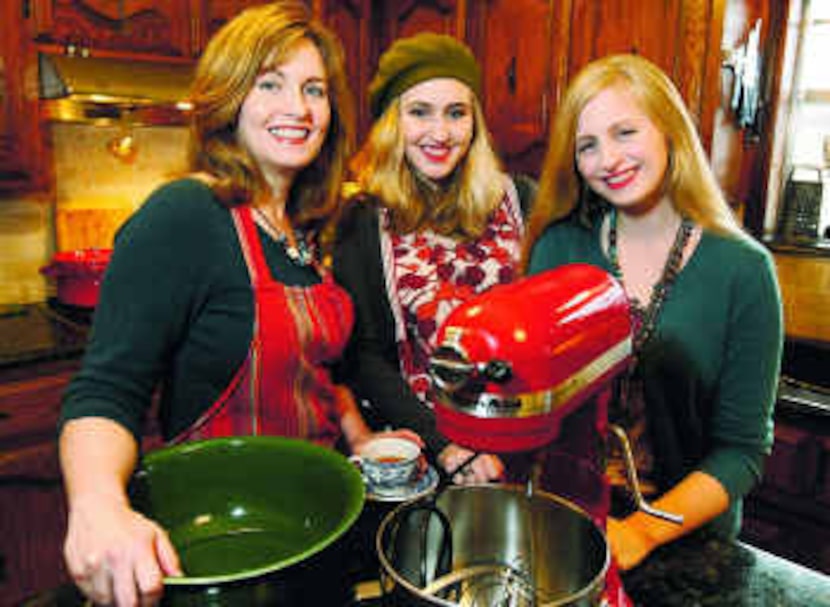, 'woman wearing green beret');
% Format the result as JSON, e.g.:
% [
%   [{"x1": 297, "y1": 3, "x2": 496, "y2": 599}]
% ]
[{"x1": 334, "y1": 33, "x2": 536, "y2": 484}]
